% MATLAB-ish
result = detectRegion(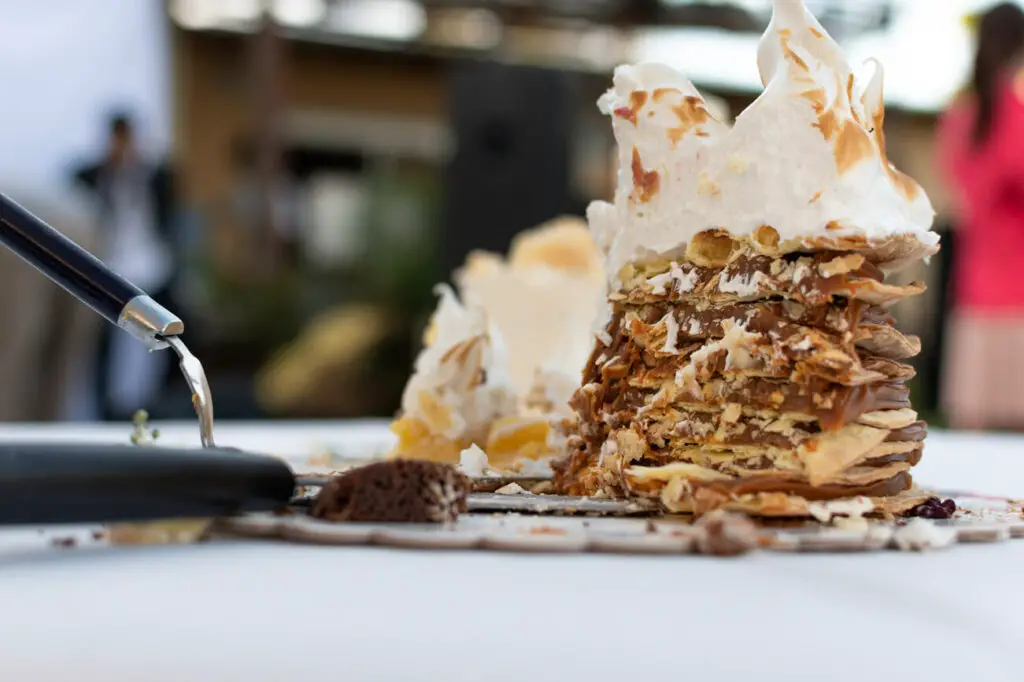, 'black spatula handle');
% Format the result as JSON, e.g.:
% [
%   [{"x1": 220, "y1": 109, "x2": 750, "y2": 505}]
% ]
[
  {"x1": 0, "y1": 443, "x2": 296, "y2": 525},
  {"x1": 0, "y1": 193, "x2": 182, "y2": 349}
]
